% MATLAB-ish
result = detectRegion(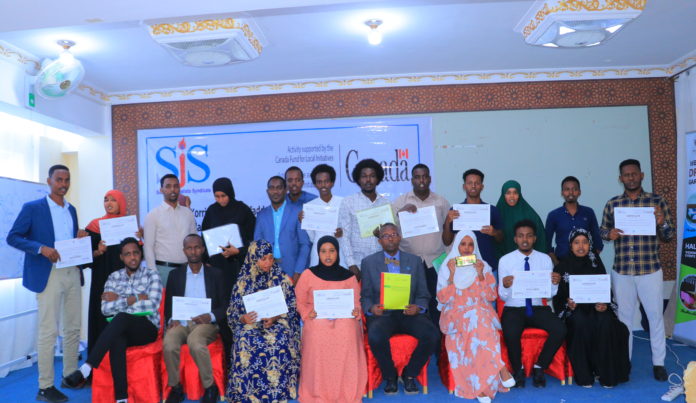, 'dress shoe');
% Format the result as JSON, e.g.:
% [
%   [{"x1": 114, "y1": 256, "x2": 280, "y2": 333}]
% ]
[
  {"x1": 513, "y1": 368, "x2": 525, "y2": 388},
  {"x1": 501, "y1": 373, "x2": 516, "y2": 388},
  {"x1": 403, "y1": 376, "x2": 420, "y2": 395},
  {"x1": 62, "y1": 370, "x2": 86, "y2": 389},
  {"x1": 532, "y1": 367, "x2": 546, "y2": 388},
  {"x1": 36, "y1": 386, "x2": 68, "y2": 403},
  {"x1": 165, "y1": 384, "x2": 185, "y2": 403},
  {"x1": 654, "y1": 365, "x2": 668, "y2": 381},
  {"x1": 383, "y1": 377, "x2": 398, "y2": 395},
  {"x1": 201, "y1": 383, "x2": 219, "y2": 403}
]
